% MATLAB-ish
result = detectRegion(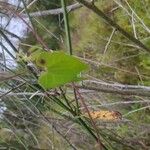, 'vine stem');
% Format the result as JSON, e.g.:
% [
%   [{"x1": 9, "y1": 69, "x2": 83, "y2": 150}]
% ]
[
  {"x1": 61, "y1": 0, "x2": 73, "y2": 55},
  {"x1": 73, "y1": 83, "x2": 107, "y2": 150},
  {"x1": 61, "y1": 1, "x2": 107, "y2": 149}
]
